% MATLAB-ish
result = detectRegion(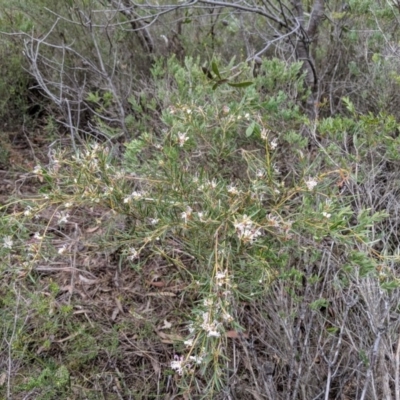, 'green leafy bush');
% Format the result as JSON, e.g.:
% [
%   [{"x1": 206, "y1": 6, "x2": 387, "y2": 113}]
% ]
[{"x1": 3, "y1": 57, "x2": 397, "y2": 398}]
